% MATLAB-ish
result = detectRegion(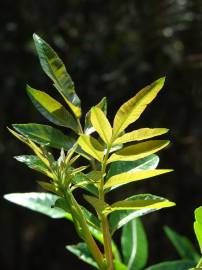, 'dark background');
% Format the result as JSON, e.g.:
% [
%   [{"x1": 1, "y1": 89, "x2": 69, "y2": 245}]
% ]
[{"x1": 1, "y1": 0, "x2": 202, "y2": 269}]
